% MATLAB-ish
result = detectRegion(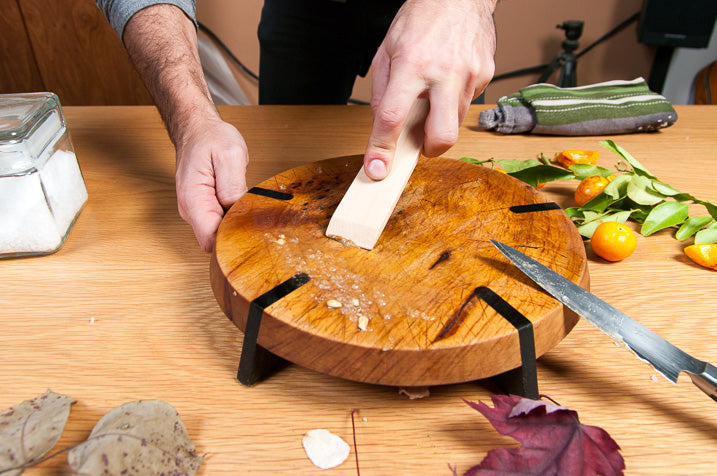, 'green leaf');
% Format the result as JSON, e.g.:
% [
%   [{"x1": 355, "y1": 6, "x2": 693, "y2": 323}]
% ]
[
  {"x1": 569, "y1": 164, "x2": 616, "y2": 180},
  {"x1": 603, "y1": 174, "x2": 632, "y2": 200},
  {"x1": 460, "y1": 157, "x2": 493, "y2": 165},
  {"x1": 695, "y1": 229, "x2": 717, "y2": 244},
  {"x1": 641, "y1": 201, "x2": 689, "y2": 236},
  {"x1": 581, "y1": 210, "x2": 603, "y2": 222},
  {"x1": 564, "y1": 207, "x2": 584, "y2": 219},
  {"x1": 650, "y1": 180, "x2": 682, "y2": 197},
  {"x1": 507, "y1": 165, "x2": 575, "y2": 187},
  {"x1": 627, "y1": 175, "x2": 666, "y2": 206},
  {"x1": 599, "y1": 140, "x2": 656, "y2": 178},
  {"x1": 538, "y1": 153, "x2": 552, "y2": 166},
  {"x1": 626, "y1": 206, "x2": 651, "y2": 223},
  {"x1": 705, "y1": 202, "x2": 717, "y2": 221},
  {"x1": 675, "y1": 216, "x2": 714, "y2": 241},
  {"x1": 497, "y1": 158, "x2": 543, "y2": 173},
  {"x1": 579, "y1": 192, "x2": 618, "y2": 213},
  {"x1": 577, "y1": 210, "x2": 633, "y2": 239},
  {"x1": 671, "y1": 192, "x2": 699, "y2": 202}
]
